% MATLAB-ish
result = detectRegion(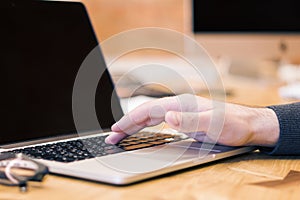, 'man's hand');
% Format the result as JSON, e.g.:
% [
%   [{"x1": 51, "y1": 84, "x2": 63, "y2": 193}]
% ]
[{"x1": 105, "y1": 94, "x2": 279, "y2": 147}]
